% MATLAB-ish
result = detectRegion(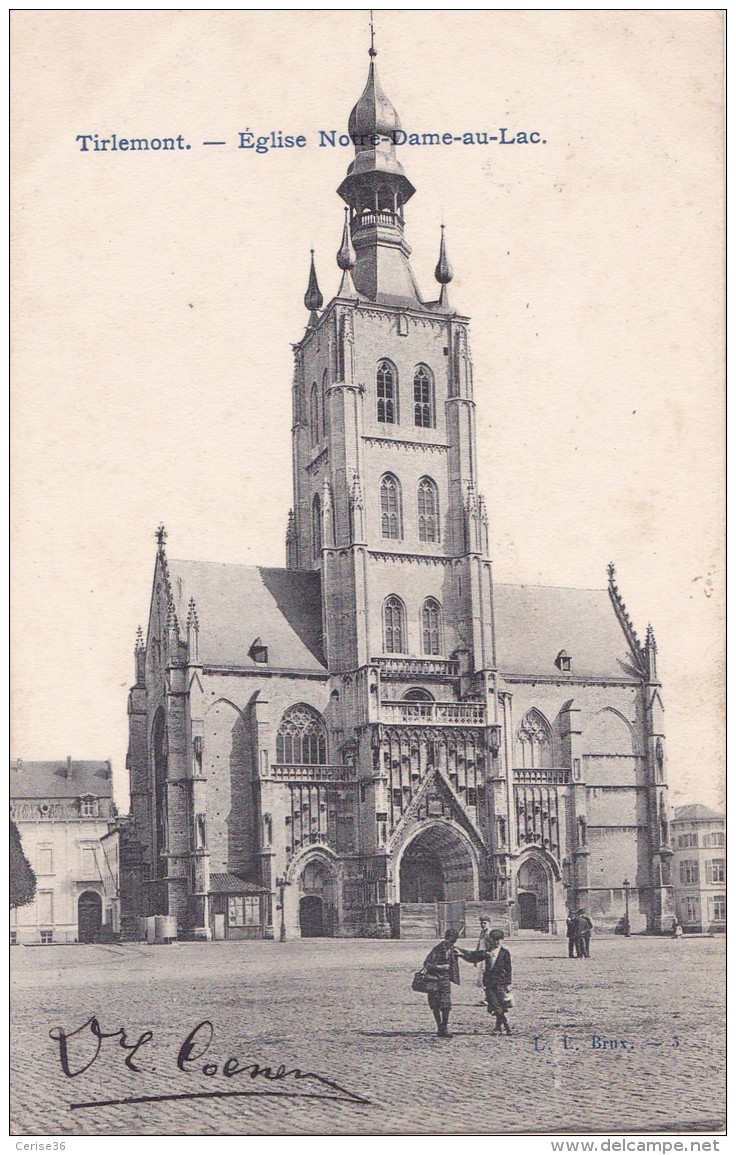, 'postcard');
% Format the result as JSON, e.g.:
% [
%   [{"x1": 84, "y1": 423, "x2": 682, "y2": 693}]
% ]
[{"x1": 10, "y1": 9, "x2": 725, "y2": 1141}]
